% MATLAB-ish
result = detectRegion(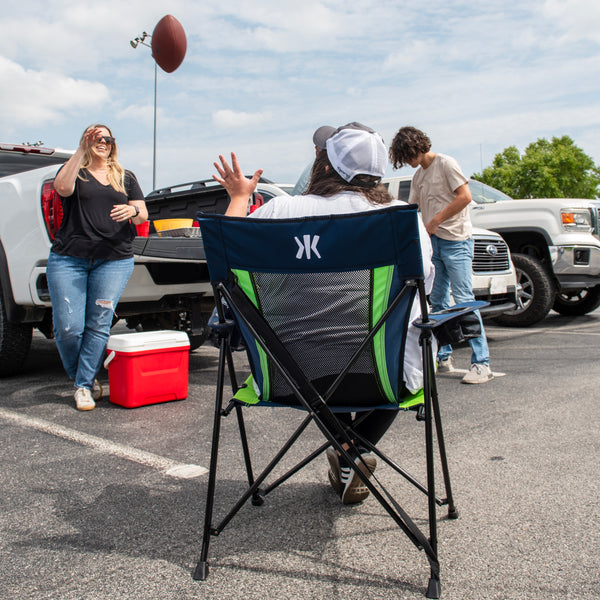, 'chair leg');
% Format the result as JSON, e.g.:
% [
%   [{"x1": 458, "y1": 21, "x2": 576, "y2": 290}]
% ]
[
  {"x1": 258, "y1": 418, "x2": 322, "y2": 496},
  {"x1": 424, "y1": 330, "x2": 458, "y2": 519},
  {"x1": 193, "y1": 337, "x2": 229, "y2": 581},
  {"x1": 420, "y1": 331, "x2": 443, "y2": 599},
  {"x1": 426, "y1": 571, "x2": 441, "y2": 599},
  {"x1": 430, "y1": 383, "x2": 458, "y2": 518},
  {"x1": 235, "y1": 405, "x2": 265, "y2": 506}
]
